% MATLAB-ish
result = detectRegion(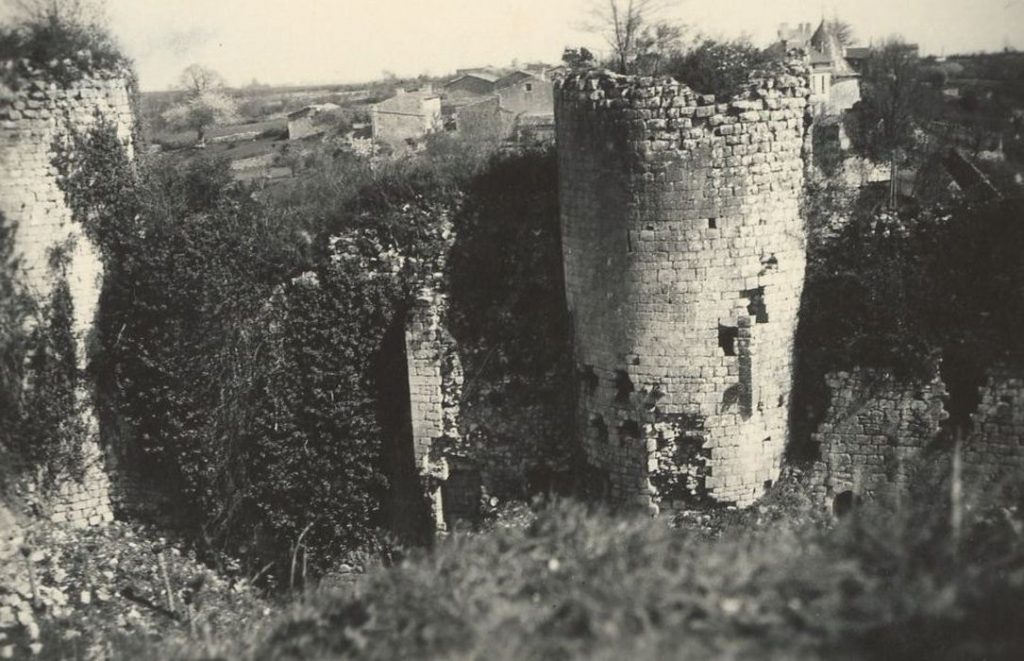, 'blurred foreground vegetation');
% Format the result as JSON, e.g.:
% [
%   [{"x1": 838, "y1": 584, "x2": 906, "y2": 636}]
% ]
[{"x1": 97, "y1": 469, "x2": 1024, "y2": 661}]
